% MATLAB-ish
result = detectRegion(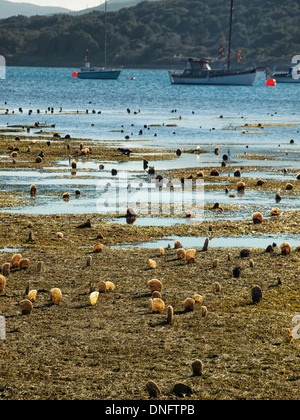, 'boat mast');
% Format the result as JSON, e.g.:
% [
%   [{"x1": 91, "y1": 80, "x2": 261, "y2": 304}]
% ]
[
  {"x1": 104, "y1": 0, "x2": 107, "y2": 68},
  {"x1": 227, "y1": 0, "x2": 234, "y2": 70}
]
